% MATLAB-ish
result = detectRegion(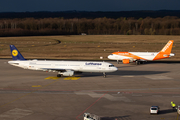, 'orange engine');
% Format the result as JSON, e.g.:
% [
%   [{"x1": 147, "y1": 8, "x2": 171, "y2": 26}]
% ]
[{"x1": 122, "y1": 59, "x2": 130, "y2": 64}]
